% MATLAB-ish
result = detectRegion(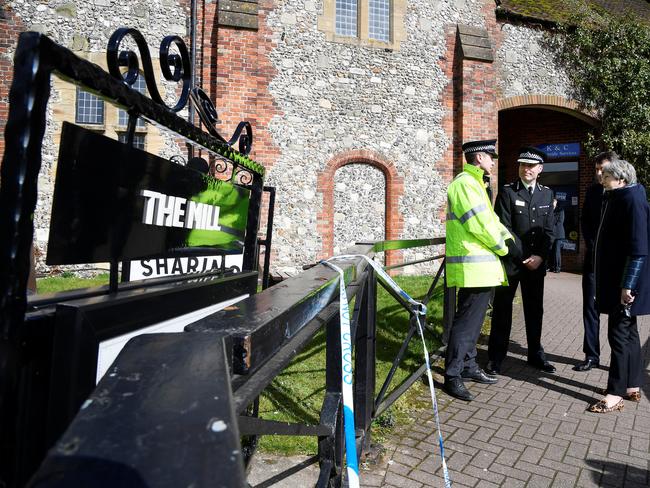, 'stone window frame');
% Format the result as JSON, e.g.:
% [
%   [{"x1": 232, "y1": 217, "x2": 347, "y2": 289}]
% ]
[
  {"x1": 75, "y1": 87, "x2": 105, "y2": 127},
  {"x1": 318, "y1": 0, "x2": 406, "y2": 51},
  {"x1": 53, "y1": 52, "x2": 170, "y2": 164},
  {"x1": 117, "y1": 74, "x2": 147, "y2": 129},
  {"x1": 117, "y1": 132, "x2": 146, "y2": 151}
]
